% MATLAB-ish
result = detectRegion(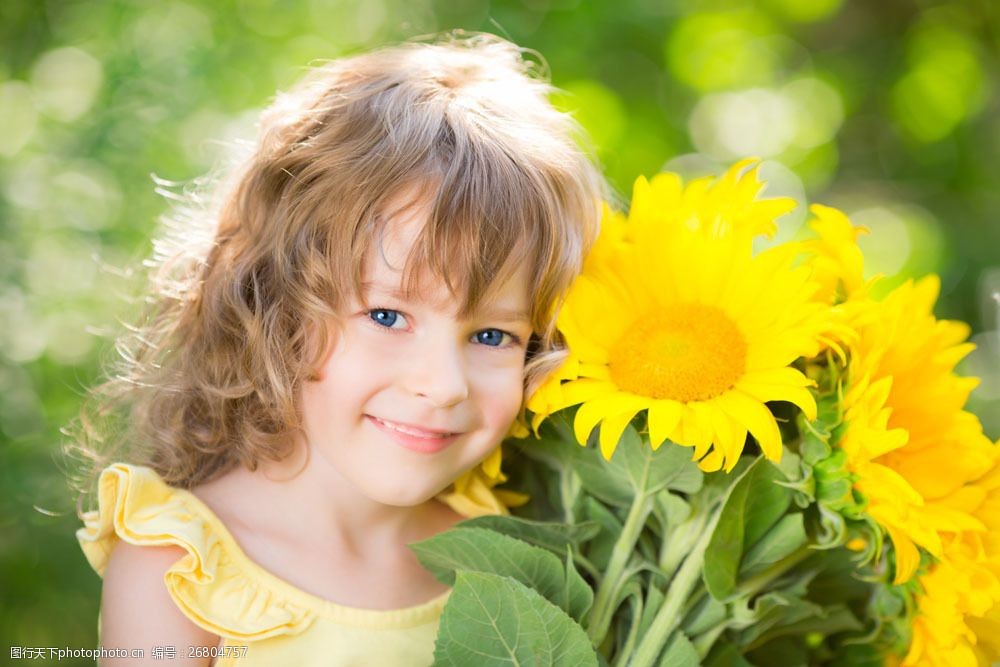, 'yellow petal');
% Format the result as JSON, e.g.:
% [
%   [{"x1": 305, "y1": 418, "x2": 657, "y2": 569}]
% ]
[
  {"x1": 573, "y1": 393, "x2": 646, "y2": 446},
  {"x1": 710, "y1": 407, "x2": 749, "y2": 472},
  {"x1": 648, "y1": 400, "x2": 683, "y2": 450},
  {"x1": 599, "y1": 409, "x2": 640, "y2": 461},
  {"x1": 886, "y1": 524, "x2": 921, "y2": 584},
  {"x1": 716, "y1": 390, "x2": 783, "y2": 462},
  {"x1": 735, "y1": 367, "x2": 818, "y2": 420},
  {"x1": 481, "y1": 445, "x2": 502, "y2": 480},
  {"x1": 698, "y1": 448, "x2": 725, "y2": 472}
]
